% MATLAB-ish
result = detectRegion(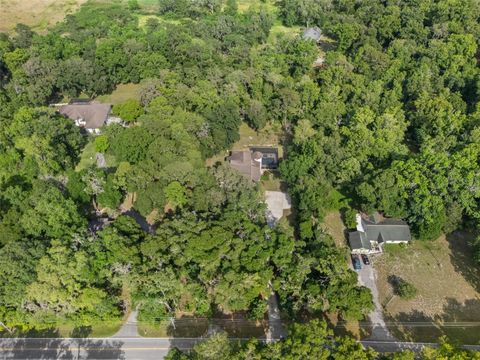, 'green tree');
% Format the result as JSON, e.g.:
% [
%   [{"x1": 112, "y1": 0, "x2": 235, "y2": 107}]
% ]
[
  {"x1": 94, "y1": 135, "x2": 109, "y2": 153},
  {"x1": 164, "y1": 181, "x2": 188, "y2": 210},
  {"x1": 112, "y1": 99, "x2": 144, "y2": 123}
]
